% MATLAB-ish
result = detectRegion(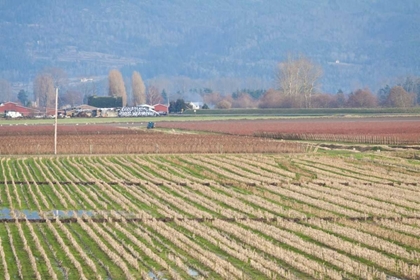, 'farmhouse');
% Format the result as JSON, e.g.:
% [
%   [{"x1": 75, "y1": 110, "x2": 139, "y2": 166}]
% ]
[
  {"x1": 0, "y1": 102, "x2": 38, "y2": 117},
  {"x1": 188, "y1": 102, "x2": 203, "y2": 110}
]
